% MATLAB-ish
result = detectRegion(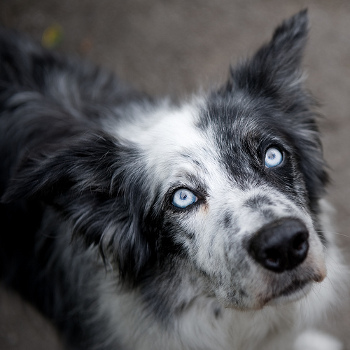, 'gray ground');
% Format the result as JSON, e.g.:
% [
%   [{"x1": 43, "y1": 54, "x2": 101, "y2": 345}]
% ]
[{"x1": 0, "y1": 0, "x2": 349, "y2": 349}]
